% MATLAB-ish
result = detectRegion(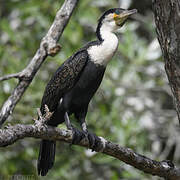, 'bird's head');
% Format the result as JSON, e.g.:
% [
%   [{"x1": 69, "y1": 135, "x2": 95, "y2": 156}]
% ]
[{"x1": 96, "y1": 8, "x2": 137, "y2": 40}]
